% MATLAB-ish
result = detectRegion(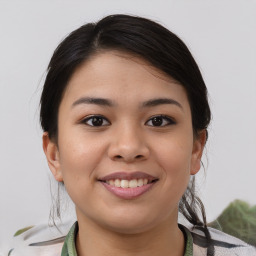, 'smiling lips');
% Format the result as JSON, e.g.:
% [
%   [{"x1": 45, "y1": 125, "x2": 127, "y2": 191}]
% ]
[{"x1": 98, "y1": 172, "x2": 158, "y2": 199}]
